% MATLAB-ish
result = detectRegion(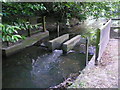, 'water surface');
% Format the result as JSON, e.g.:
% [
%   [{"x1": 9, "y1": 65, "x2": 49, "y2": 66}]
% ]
[{"x1": 3, "y1": 45, "x2": 92, "y2": 88}]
